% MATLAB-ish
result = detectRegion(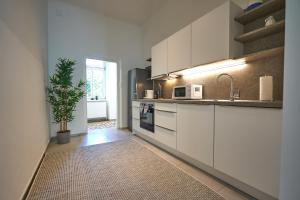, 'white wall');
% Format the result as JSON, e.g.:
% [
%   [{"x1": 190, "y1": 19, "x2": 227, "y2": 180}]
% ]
[
  {"x1": 142, "y1": 0, "x2": 247, "y2": 59},
  {"x1": 106, "y1": 62, "x2": 117, "y2": 120},
  {"x1": 0, "y1": 0, "x2": 49, "y2": 199},
  {"x1": 280, "y1": 0, "x2": 300, "y2": 199},
  {"x1": 48, "y1": 0, "x2": 144, "y2": 136}
]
